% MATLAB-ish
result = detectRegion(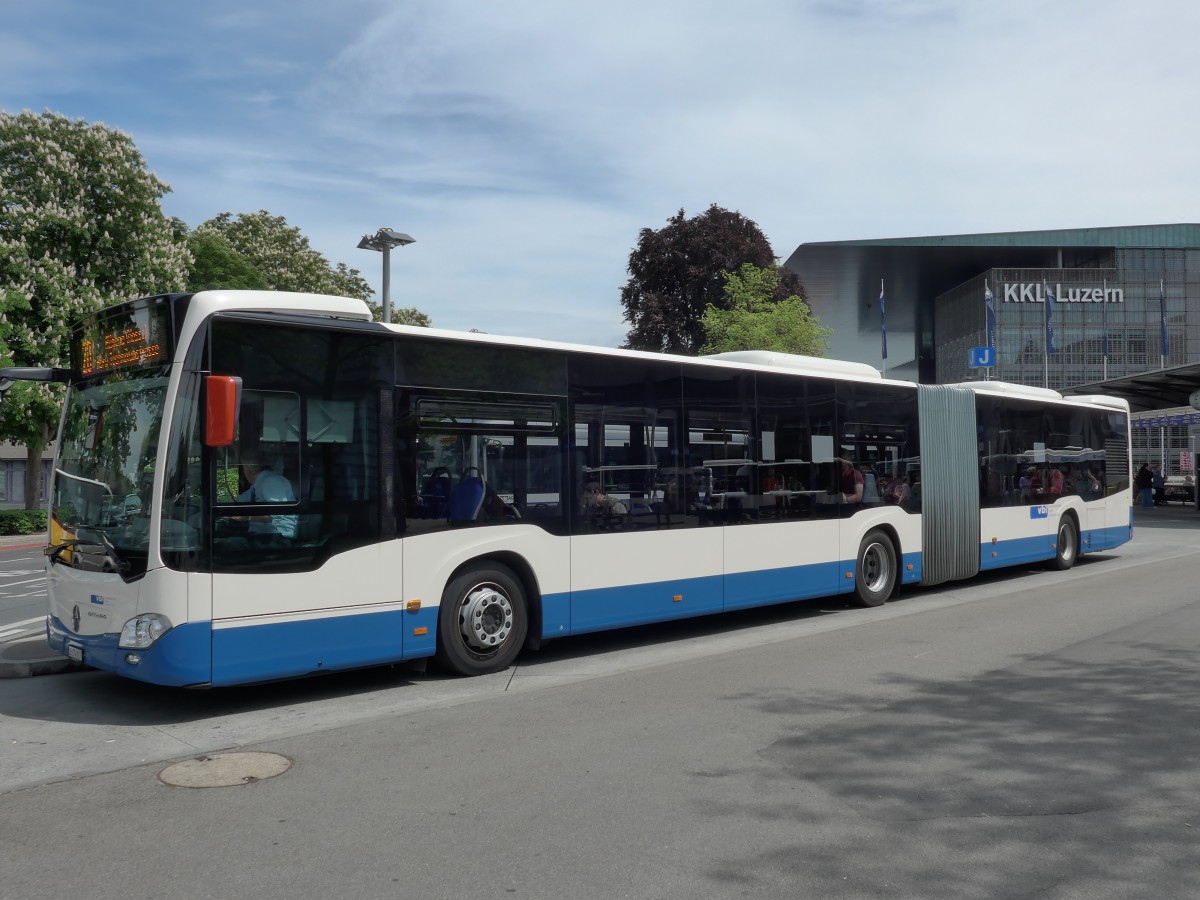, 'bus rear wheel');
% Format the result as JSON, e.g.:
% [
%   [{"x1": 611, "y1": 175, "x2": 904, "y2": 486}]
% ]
[
  {"x1": 1051, "y1": 516, "x2": 1079, "y2": 571},
  {"x1": 435, "y1": 563, "x2": 528, "y2": 676},
  {"x1": 854, "y1": 530, "x2": 897, "y2": 608}
]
